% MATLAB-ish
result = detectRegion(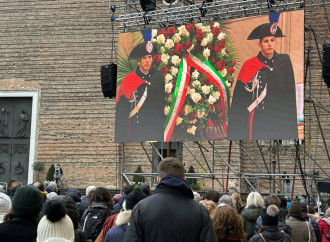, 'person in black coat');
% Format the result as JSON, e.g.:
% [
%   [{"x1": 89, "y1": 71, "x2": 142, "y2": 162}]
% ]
[
  {"x1": 124, "y1": 157, "x2": 217, "y2": 242},
  {"x1": 0, "y1": 185, "x2": 44, "y2": 242},
  {"x1": 115, "y1": 41, "x2": 165, "y2": 142},
  {"x1": 228, "y1": 21, "x2": 298, "y2": 140},
  {"x1": 249, "y1": 205, "x2": 292, "y2": 242}
]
